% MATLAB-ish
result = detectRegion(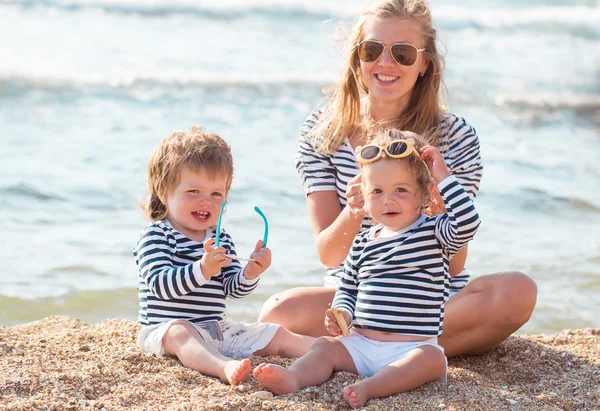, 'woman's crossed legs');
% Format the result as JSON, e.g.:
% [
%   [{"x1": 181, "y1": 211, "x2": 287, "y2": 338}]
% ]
[{"x1": 258, "y1": 271, "x2": 537, "y2": 358}]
